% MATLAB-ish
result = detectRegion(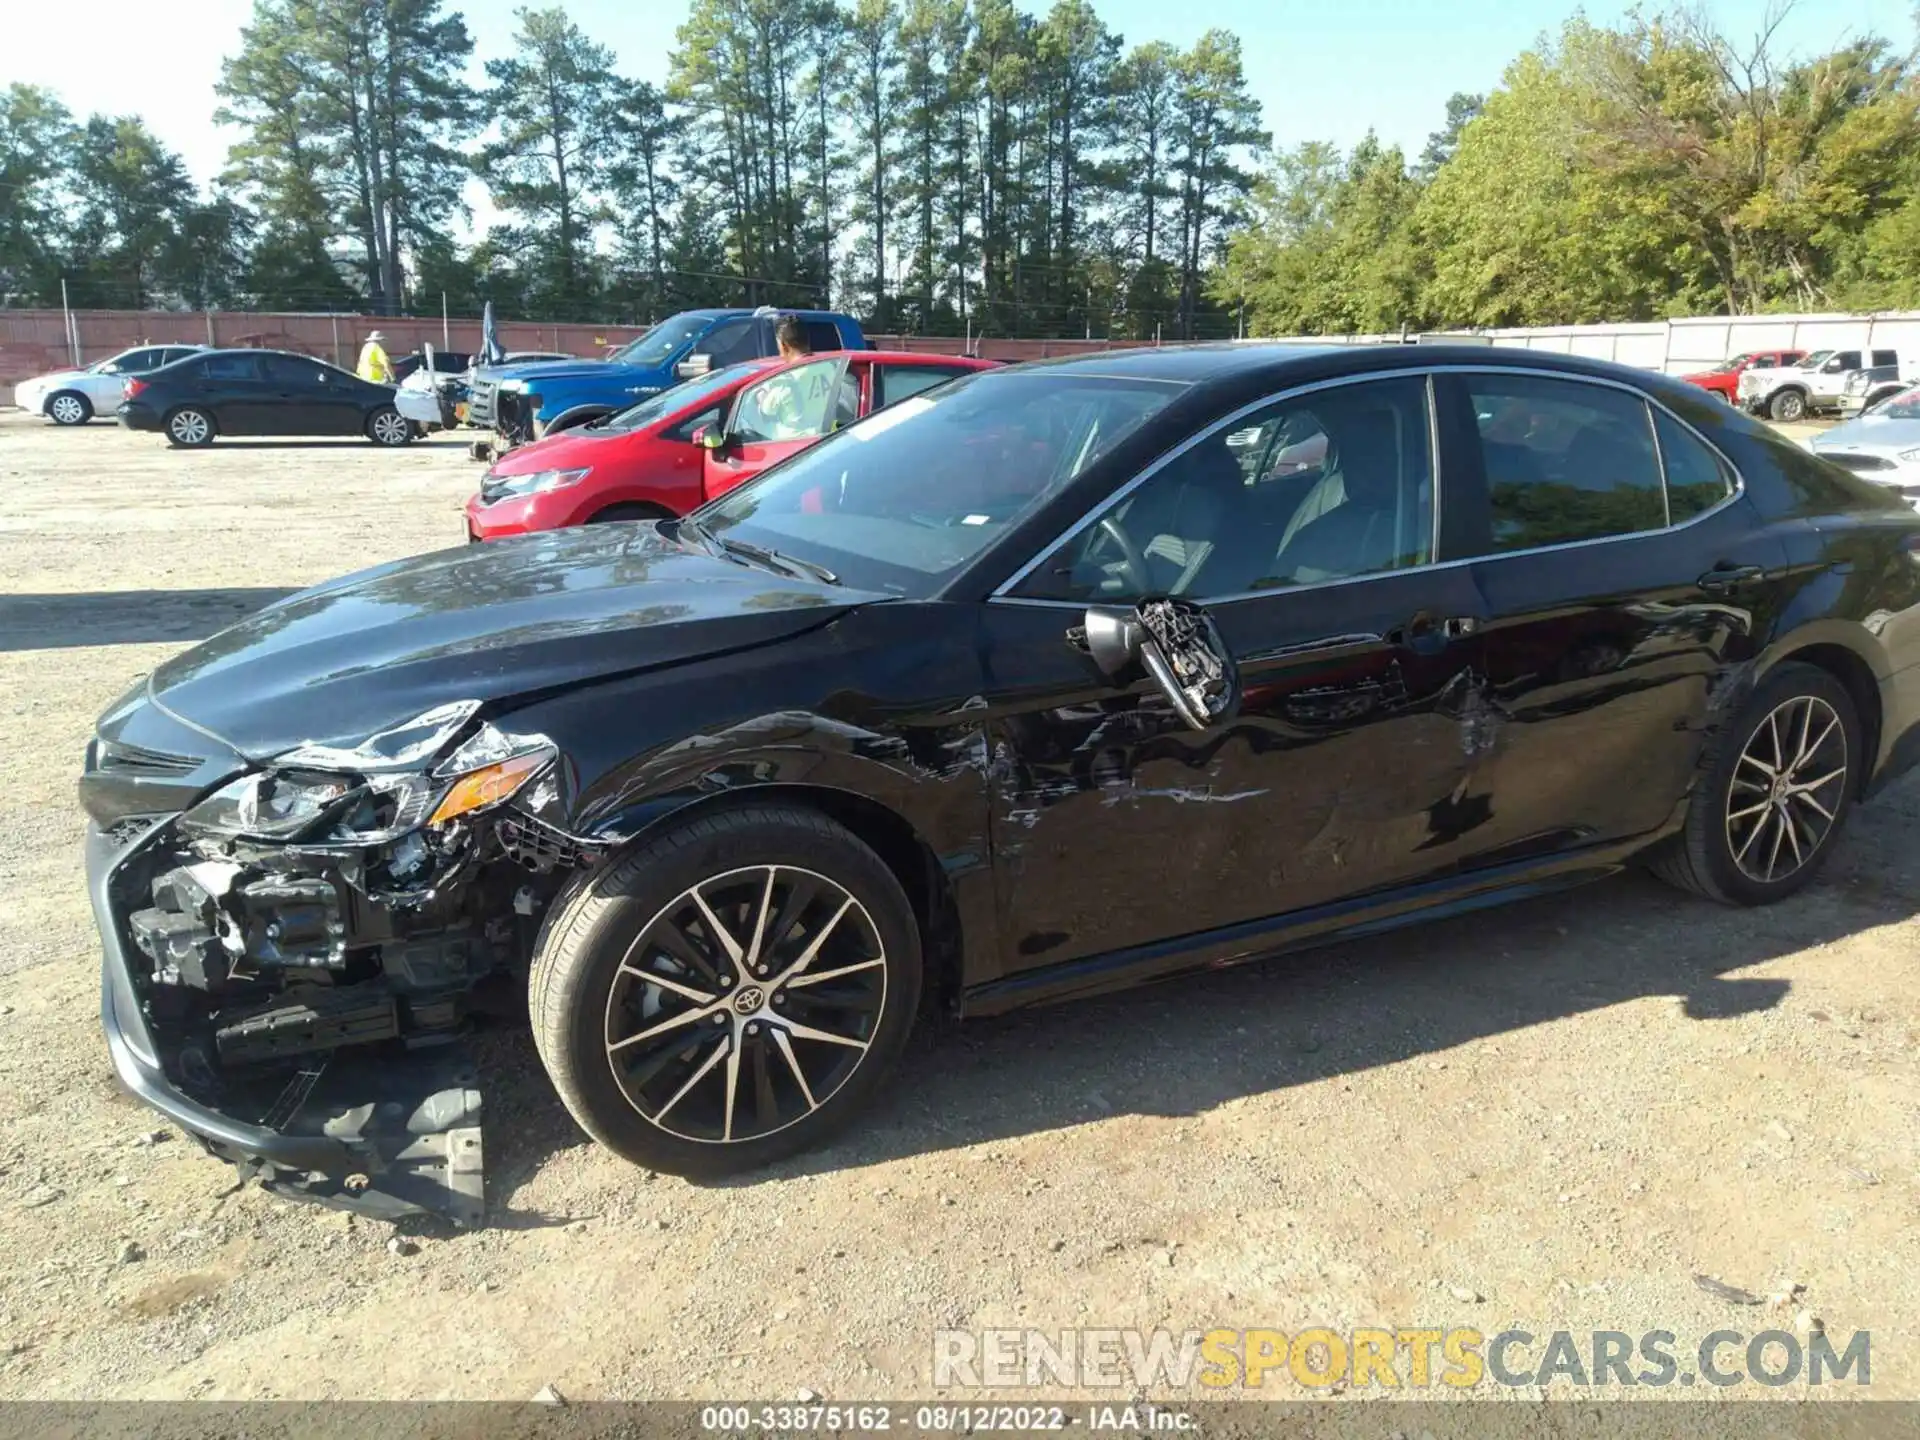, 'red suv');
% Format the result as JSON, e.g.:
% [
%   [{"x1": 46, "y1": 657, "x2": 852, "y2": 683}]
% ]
[
  {"x1": 1681, "y1": 349, "x2": 1805, "y2": 402},
  {"x1": 466, "y1": 350, "x2": 996, "y2": 541}
]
